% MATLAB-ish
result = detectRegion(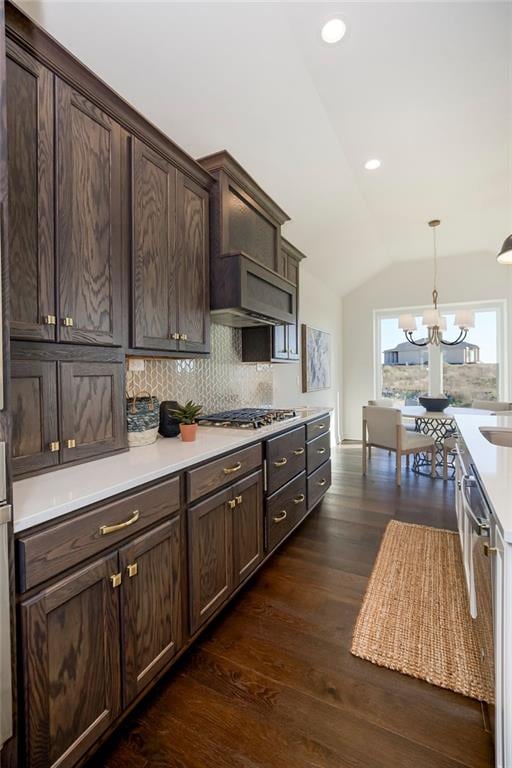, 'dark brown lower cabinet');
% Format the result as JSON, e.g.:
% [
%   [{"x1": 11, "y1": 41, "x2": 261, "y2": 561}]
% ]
[
  {"x1": 20, "y1": 553, "x2": 121, "y2": 768},
  {"x1": 11, "y1": 360, "x2": 59, "y2": 476},
  {"x1": 188, "y1": 487, "x2": 234, "y2": 635},
  {"x1": 119, "y1": 516, "x2": 182, "y2": 706},
  {"x1": 232, "y1": 471, "x2": 264, "y2": 586},
  {"x1": 188, "y1": 469, "x2": 263, "y2": 634}
]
